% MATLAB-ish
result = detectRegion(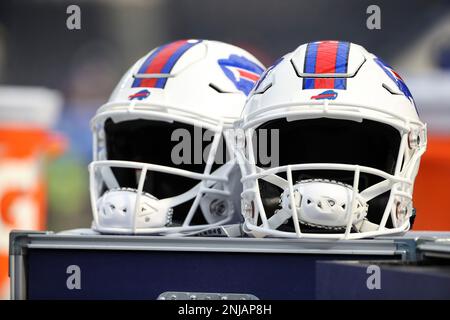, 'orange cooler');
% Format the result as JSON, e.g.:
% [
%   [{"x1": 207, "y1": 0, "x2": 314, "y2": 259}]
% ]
[
  {"x1": 0, "y1": 86, "x2": 63, "y2": 299},
  {"x1": 413, "y1": 136, "x2": 450, "y2": 230}
]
